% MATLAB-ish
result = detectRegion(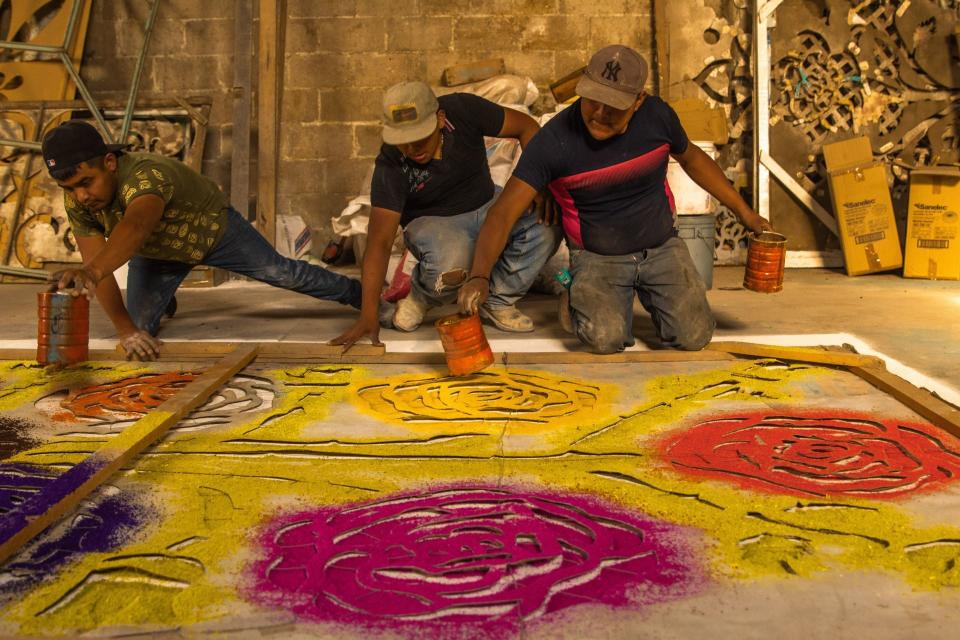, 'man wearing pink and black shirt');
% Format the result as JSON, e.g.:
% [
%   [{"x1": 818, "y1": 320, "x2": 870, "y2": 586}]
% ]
[{"x1": 459, "y1": 44, "x2": 773, "y2": 353}]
